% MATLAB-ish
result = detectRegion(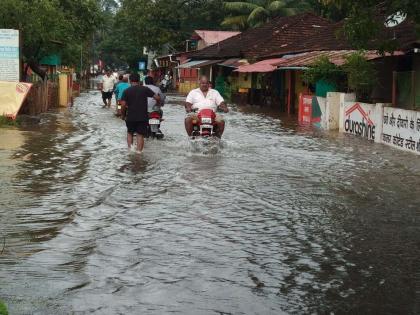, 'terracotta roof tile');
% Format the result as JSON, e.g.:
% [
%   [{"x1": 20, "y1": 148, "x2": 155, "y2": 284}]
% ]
[
  {"x1": 190, "y1": 12, "x2": 418, "y2": 60},
  {"x1": 190, "y1": 12, "x2": 331, "y2": 59}
]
